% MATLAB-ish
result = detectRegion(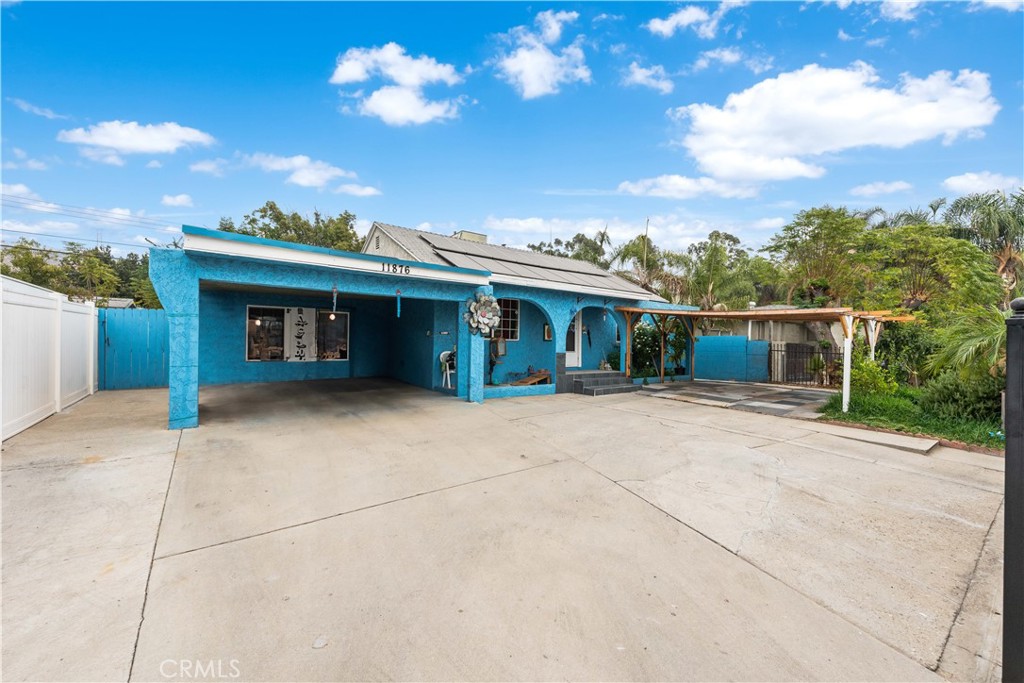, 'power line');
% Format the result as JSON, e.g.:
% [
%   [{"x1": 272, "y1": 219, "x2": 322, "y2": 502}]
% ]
[
  {"x1": 1, "y1": 228, "x2": 164, "y2": 250},
  {"x1": 1, "y1": 193, "x2": 178, "y2": 228},
  {"x1": 1, "y1": 196, "x2": 188, "y2": 235}
]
